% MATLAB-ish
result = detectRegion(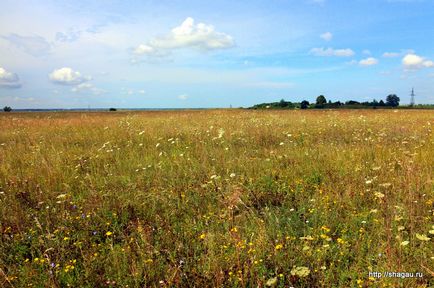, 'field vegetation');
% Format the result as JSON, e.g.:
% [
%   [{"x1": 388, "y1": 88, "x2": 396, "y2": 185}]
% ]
[{"x1": 0, "y1": 109, "x2": 433, "y2": 287}]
